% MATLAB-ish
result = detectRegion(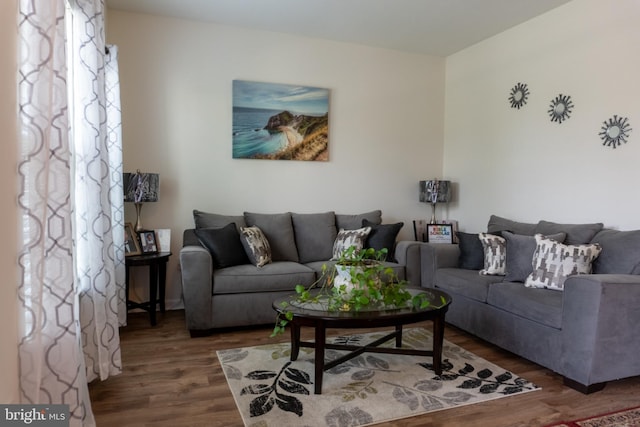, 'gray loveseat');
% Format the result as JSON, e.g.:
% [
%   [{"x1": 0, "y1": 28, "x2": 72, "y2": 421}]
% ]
[
  {"x1": 180, "y1": 210, "x2": 422, "y2": 336},
  {"x1": 420, "y1": 215, "x2": 640, "y2": 393}
]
